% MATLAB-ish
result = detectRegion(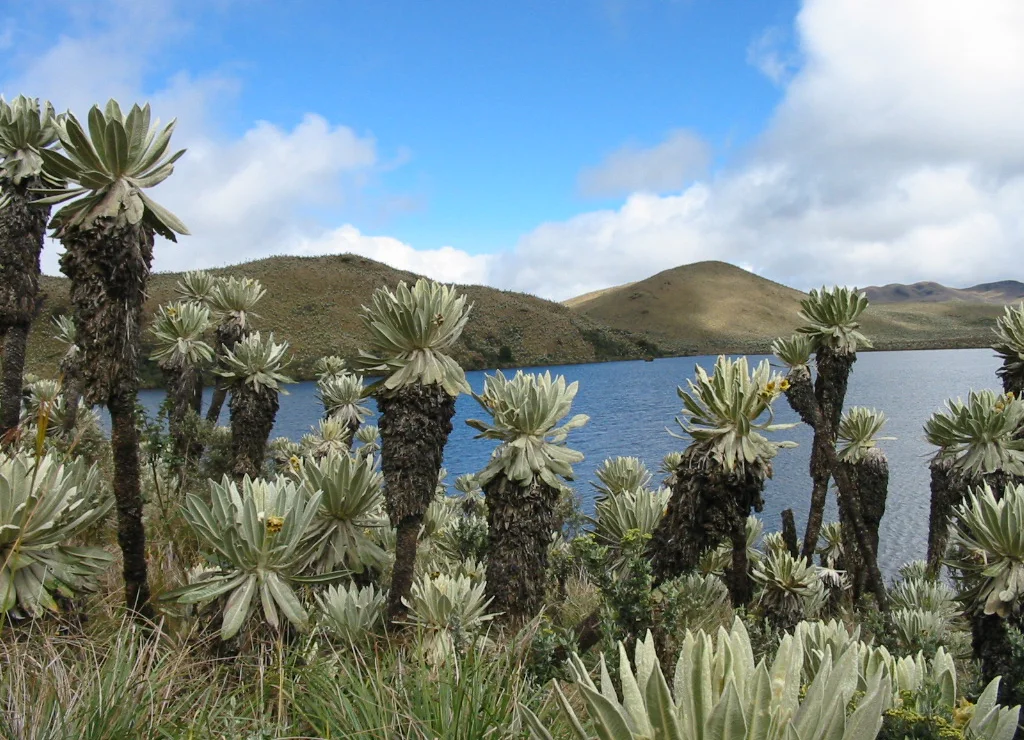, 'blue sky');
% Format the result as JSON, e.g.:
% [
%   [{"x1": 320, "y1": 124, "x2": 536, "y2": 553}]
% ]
[{"x1": 2, "y1": 0, "x2": 1022, "y2": 299}]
